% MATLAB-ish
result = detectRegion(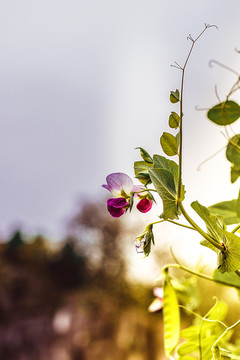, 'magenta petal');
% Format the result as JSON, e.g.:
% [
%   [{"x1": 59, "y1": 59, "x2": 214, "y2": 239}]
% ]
[
  {"x1": 137, "y1": 198, "x2": 152, "y2": 213},
  {"x1": 107, "y1": 198, "x2": 128, "y2": 208},
  {"x1": 107, "y1": 198, "x2": 129, "y2": 218}
]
